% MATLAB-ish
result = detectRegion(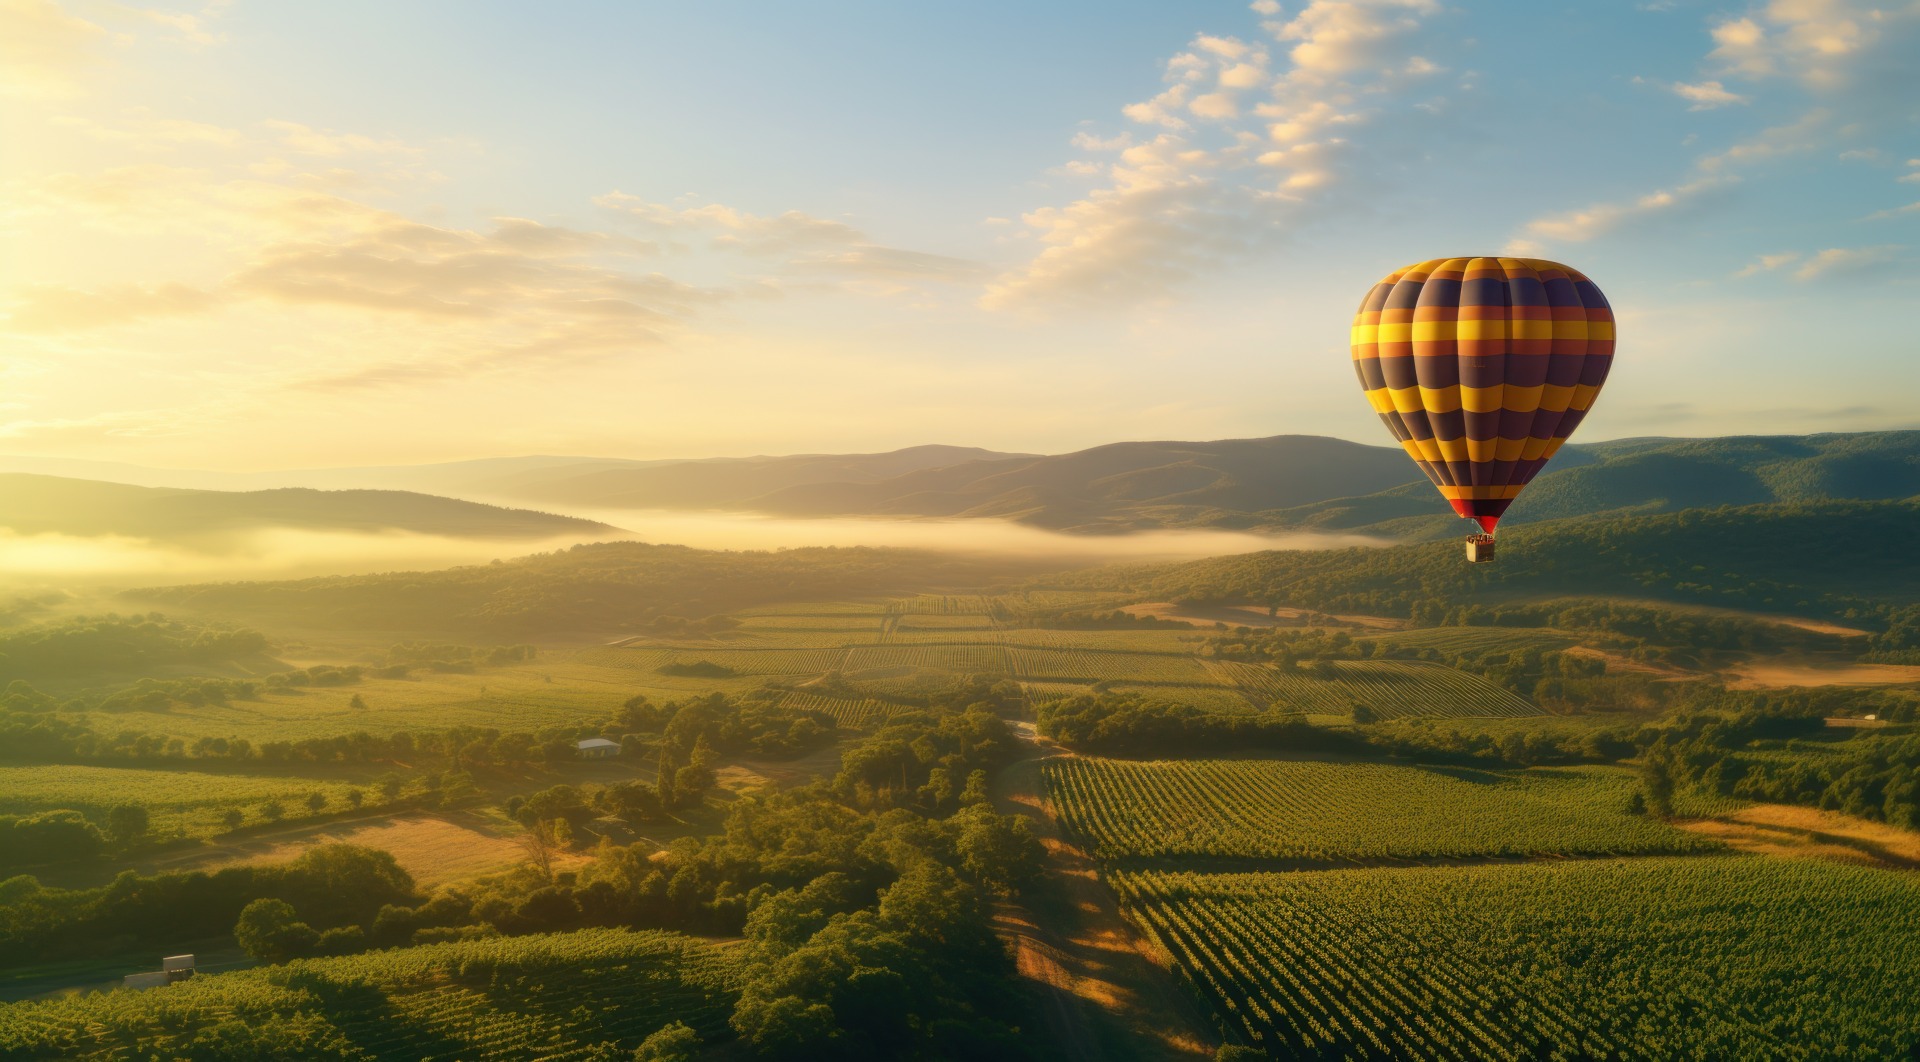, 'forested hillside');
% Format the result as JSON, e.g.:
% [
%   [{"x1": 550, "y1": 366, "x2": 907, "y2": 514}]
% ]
[{"x1": 1056, "y1": 499, "x2": 1920, "y2": 623}]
